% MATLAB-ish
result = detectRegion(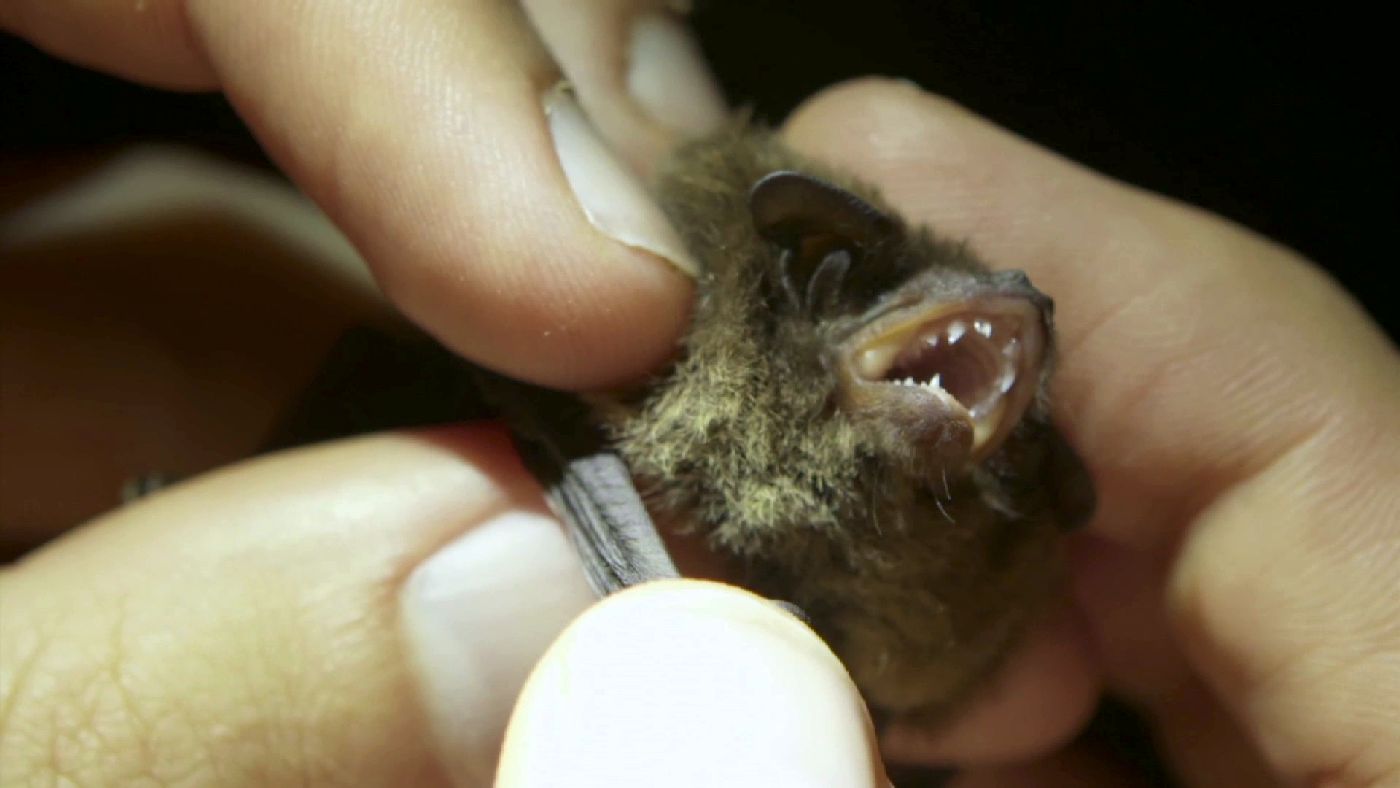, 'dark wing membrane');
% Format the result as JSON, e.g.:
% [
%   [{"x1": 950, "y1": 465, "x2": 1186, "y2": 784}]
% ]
[
  {"x1": 262, "y1": 326, "x2": 490, "y2": 451},
  {"x1": 261, "y1": 327, "x2": 802, "y2": 612},
  {"x1": 513, "y1": 437, "x2": 680, "y2": 595},
  {"x1": 475, "y1": 369, "x2": 680, "y2": 596}
]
